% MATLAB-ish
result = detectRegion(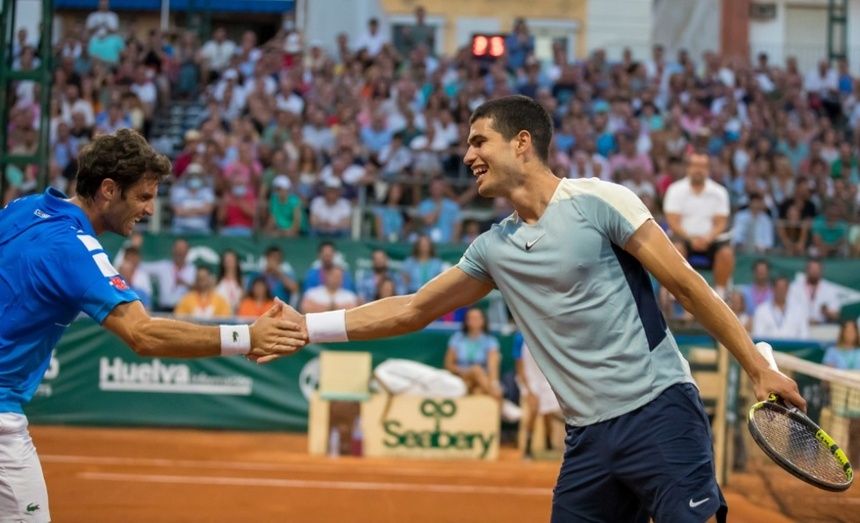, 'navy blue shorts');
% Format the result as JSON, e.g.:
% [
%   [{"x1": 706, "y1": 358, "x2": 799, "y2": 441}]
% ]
[{"x1": 551, "y1": 383, "x2": 728, "y2": 523}]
